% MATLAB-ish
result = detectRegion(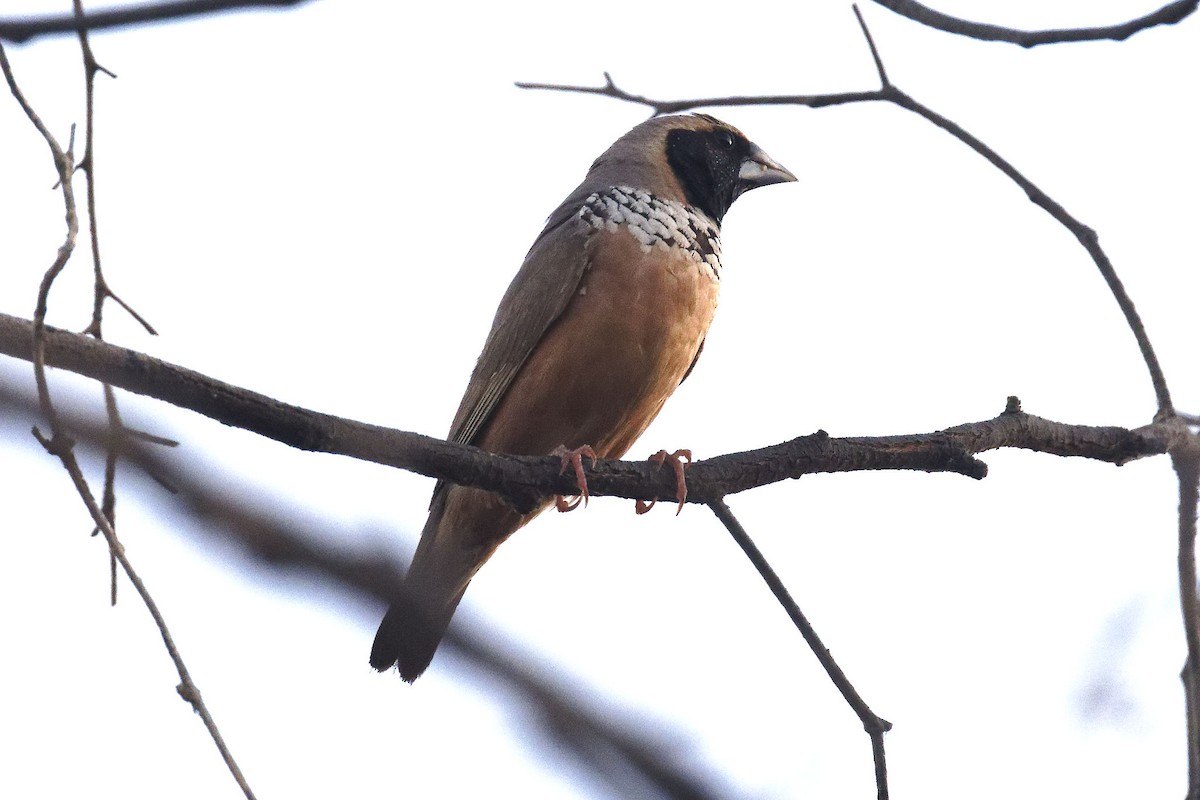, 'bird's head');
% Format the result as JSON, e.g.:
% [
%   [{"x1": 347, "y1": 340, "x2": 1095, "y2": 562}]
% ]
[{"x1": 587, "y1": 114, "x2": 796, "y2": 224}]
